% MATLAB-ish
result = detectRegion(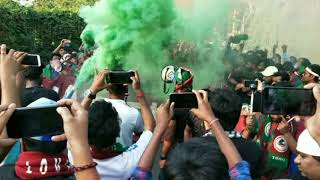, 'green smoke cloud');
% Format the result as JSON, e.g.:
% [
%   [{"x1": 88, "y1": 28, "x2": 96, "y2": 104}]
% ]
[{"x1": 76, "y1": 0, "x2": 232, "y2": 99}]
